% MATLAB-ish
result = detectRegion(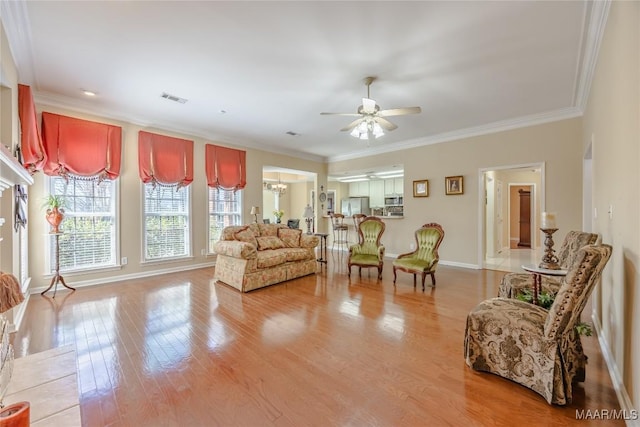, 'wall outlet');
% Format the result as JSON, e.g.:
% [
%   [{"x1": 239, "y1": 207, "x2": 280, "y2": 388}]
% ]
[
  {"x1": 121, "y1": 256, "x2": 128, "y2": 265},
  {"x1": 409, "y1": 243, "x2": 416, "y2": 250},
  {"x1": 609, "y1": 204, "x2": 613, "y2": 220}
]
